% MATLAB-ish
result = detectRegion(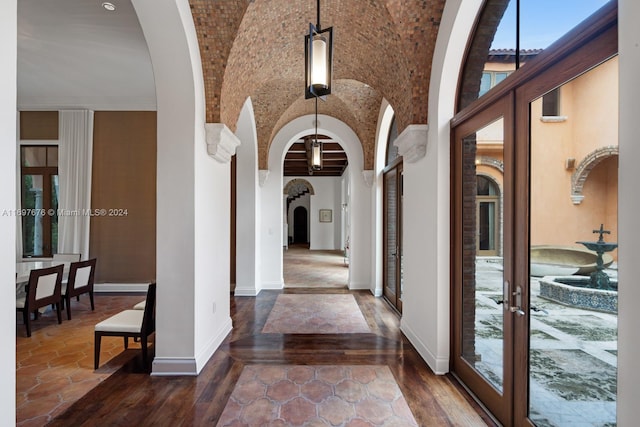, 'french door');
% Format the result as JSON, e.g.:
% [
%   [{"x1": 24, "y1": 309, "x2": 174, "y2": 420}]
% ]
[
  {"x1": 452, "y1": 6, "x2": 618, "y2": 425},
  {"x1": 383, "y1": 161, "x2": 403, "y2": 312},
  {"x1": 452, "y1": 94, "x2": 516, "y2": 424}
]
